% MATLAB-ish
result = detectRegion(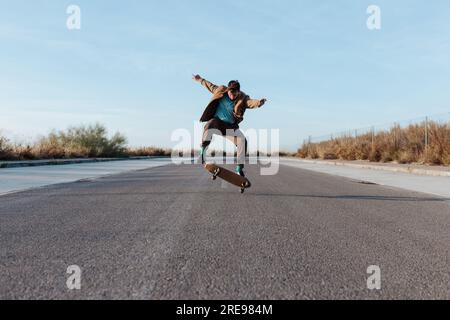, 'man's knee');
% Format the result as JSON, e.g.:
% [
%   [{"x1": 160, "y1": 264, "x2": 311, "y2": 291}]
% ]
[
  {"x1": 204, "y1": 118, "x2": 220, "y2": 131},
  {"x1": 202, "y1": 120, "x2": 223, "y2": 147}
]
